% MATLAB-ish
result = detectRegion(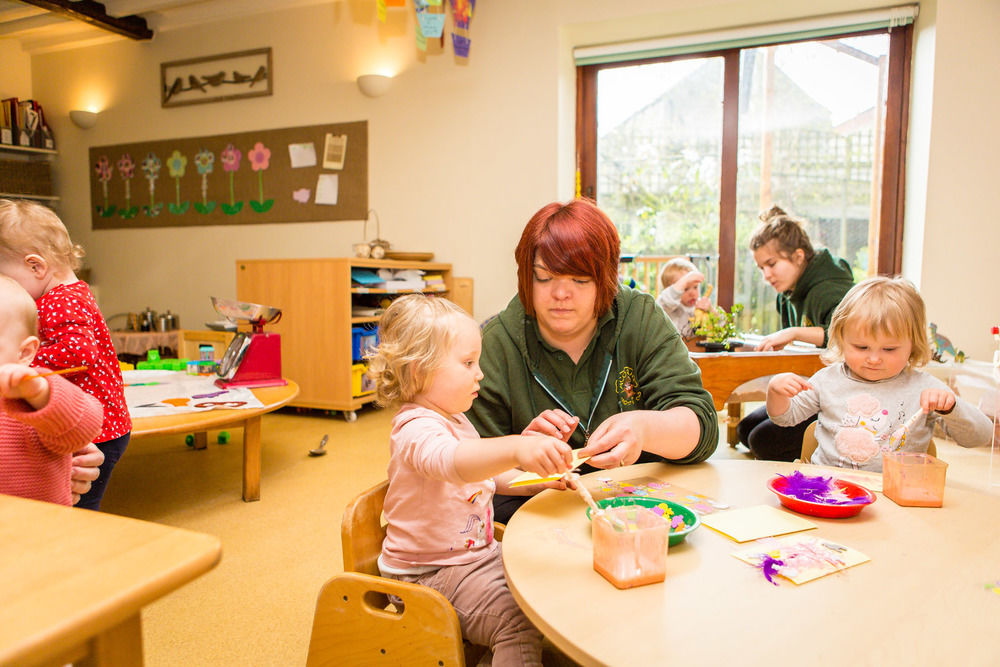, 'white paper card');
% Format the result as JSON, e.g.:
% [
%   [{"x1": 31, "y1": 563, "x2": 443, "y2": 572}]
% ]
[
  {"x1": 315, "y1": 173, "x2": 339, "y2": 205},
  {"x1": 288, "y1": 142, "x2": 317, "y2": 168}
]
